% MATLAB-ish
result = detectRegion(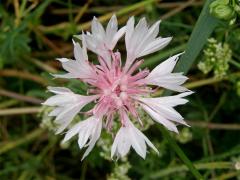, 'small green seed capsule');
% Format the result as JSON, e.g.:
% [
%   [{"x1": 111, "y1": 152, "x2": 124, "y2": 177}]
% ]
[
  {"x1": 210, "y1": 0, "x2": 229, "y2": 8},
  {"x1": 210, "y1": 4, "x2": 236, "y2": 20}
]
